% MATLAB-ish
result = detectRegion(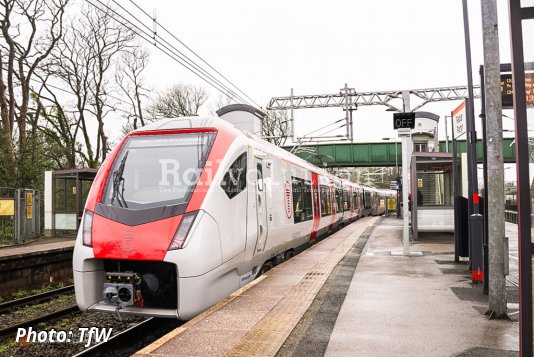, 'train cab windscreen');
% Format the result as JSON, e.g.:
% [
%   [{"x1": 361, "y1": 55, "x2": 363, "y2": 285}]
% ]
[{"x1": 103, "y1": 132, "x2": 216, "y2": 209}]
